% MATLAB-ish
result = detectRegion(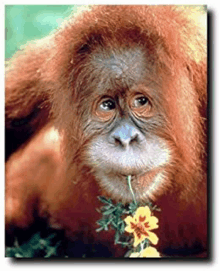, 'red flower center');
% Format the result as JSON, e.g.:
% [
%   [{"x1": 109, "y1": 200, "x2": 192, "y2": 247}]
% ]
[{"x1": 130, "y1": 216, "x2": 150, "y2": 239}]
